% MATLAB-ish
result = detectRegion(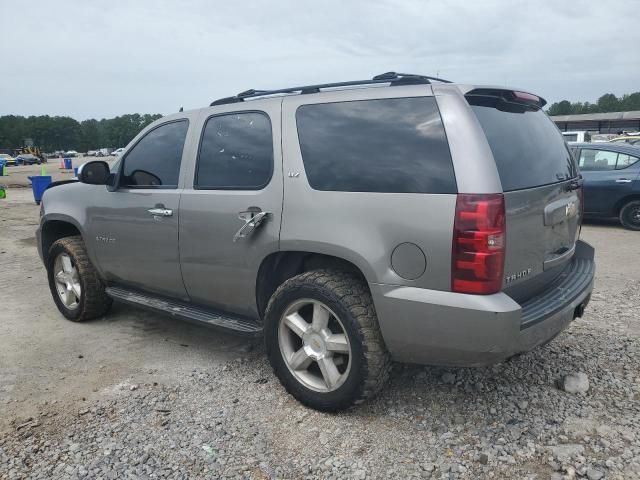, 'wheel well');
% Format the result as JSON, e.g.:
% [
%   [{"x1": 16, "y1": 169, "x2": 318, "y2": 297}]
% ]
[
  {"x1": 255, "y1": 252, "x2": 367, "y2": 319},
  {"x1": 614, "y1": 194, "x2": 640, "y2": 216},
  {"x1": 41, "y1": 221, "x2": 81, "y2": 262}
]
